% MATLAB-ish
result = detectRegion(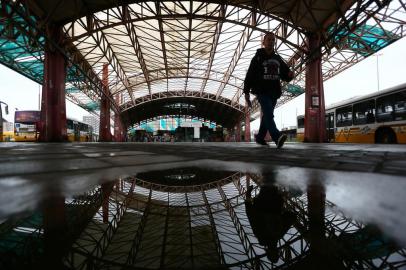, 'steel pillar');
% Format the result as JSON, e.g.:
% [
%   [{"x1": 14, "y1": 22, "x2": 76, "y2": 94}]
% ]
[
  {"x1": 102, "y1": 182, "x2": 114, "y2": 223},
  {"x1": 113, "y1": 93, "x2": 125, "y2": 142},
  {"x1": 39, "y1": 26, "x2": 67, "y2": 142},
  {"x1": 43, "y1": 196, "x2": 66, "y2": 267},
  {"x1": 304, "y1": 33, "x2": 326, "y2": 143},
  {"x1": 235, "y1": 122, "x2": 241, "y2": 142},
  {"x1": 307, "y1": 177, "x2": 326, "y2": 254},
  {"x1": 306, "y1": 176, "x2": 342, "y2": 268},
  {"x1": 99, "y1": 64, "x2": 112, "y2": 142},
  {"x1": 244, "y1": 103, "x2": 251, "y2": 142}
]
